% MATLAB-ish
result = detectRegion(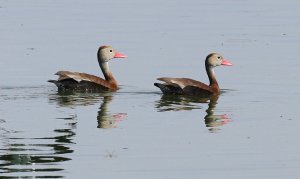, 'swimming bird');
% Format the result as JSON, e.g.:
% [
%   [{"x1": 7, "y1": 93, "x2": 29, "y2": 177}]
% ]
[
  {"x1": 48, "y1": 45, "x2": 126, "y2": 92},
  {"x1": 154, "y1": 53, "x2": 232, "y2": 96}
]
